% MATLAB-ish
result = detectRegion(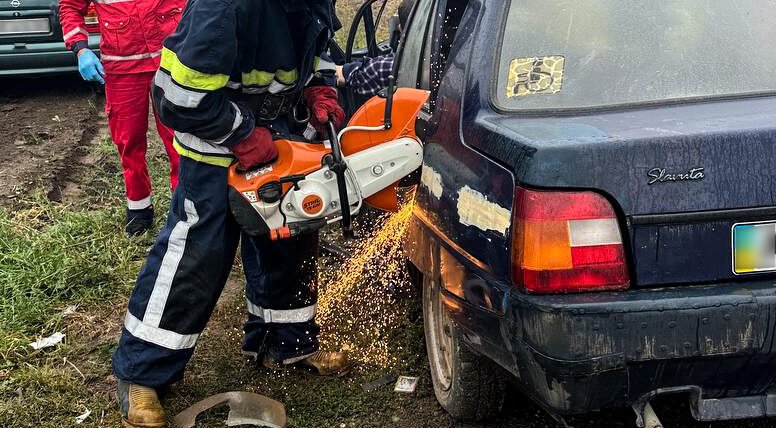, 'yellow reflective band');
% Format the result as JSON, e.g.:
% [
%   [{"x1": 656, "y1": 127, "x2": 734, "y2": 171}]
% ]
[
  {"x1": 241, "y1": 69, "x2": 298, "y2": 87},
  {"x1": 160, "y1": 47, "x2": 229, "y2": 91},
  {"x1": 275, "y1": 69, "x2": 298, "y2": 85},
  {"x1": 242, "y1": 69, "x2": 274, "y2": 87},
  {"x1": 173, "y1": 141, "x2": 234, "y2": 167},
  {"x1": 314, "y1": 56, "x2": 336, "y2": 72}
]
